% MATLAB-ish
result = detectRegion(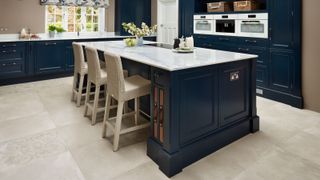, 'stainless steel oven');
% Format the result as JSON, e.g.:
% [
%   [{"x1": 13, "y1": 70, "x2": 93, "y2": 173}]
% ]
[
  {"x1": 194, "y1": 15, "x2": 214, "y2": 35},
  {"x1": 213, "y1": 14, "x2": 237, "y2": 36},
  {"x1": 236, "y1": 13, "x2": 268, "y2": 38}
]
